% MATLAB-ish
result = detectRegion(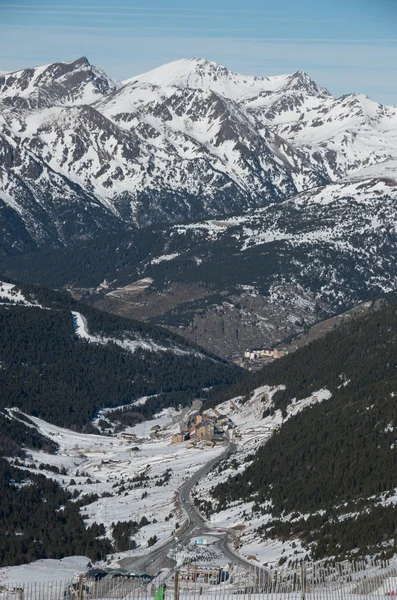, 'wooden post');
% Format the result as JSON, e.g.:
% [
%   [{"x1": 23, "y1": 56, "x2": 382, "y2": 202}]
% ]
[
  {"x1": 174, "y1": 571, "x2": 179, "y2": 600},
  {"x1": 77, "y1": 575, "x2": 84, "y2": 600},
  {"x1": 301, "y1": 561, "x2": 305, "y2": 600}
]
